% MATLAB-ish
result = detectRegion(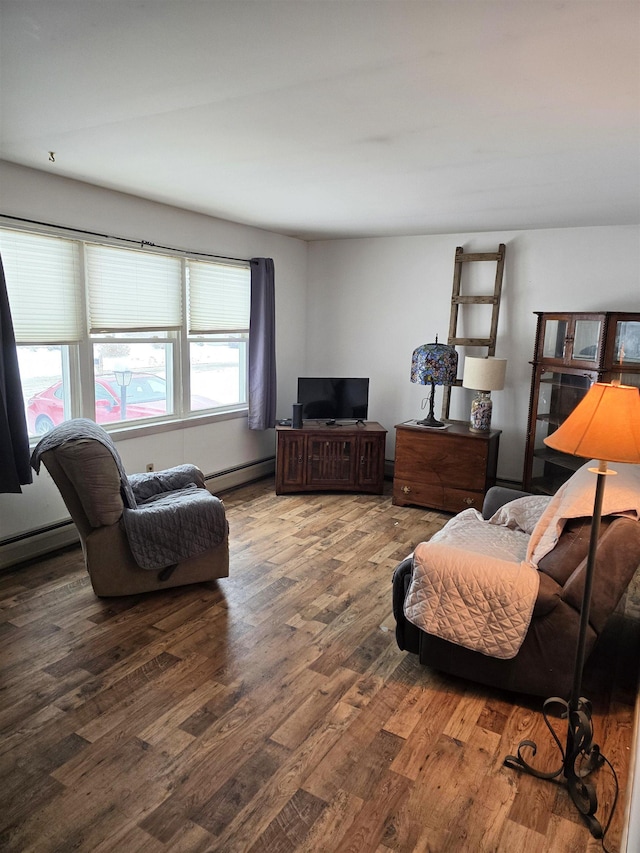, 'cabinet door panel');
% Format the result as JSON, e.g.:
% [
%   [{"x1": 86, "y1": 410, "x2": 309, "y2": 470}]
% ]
[
  {"x1": 358, "y1": 435, "x2": 384, "y2": 487},
  {"x1": 277, "y1": 433, "x2": 305, "y2": 488},
  {"x1": 542, "y1": 319, "x2": 569, "y2": 360},
  {"x1": 524, "y1": 311, "x2": 640, "y2": 493},
  {"x1": 307, "y1": 436, "x2": 357, "y2": 485},
  {"x1": 536, "y1": 313, "x2": 604, "y2": 366}
]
